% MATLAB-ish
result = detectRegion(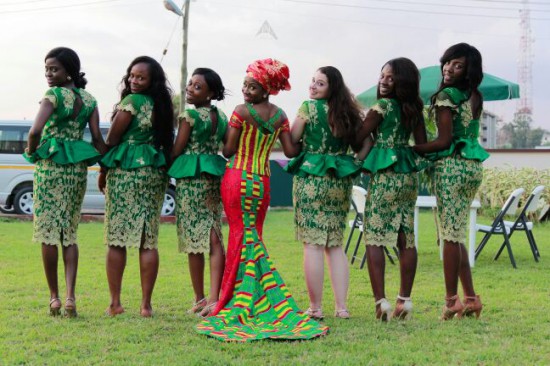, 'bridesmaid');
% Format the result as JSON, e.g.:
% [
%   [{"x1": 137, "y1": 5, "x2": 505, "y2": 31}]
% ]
[
  {"x1": 168, "y1": 68, "x2": 228, "y2": 317},
  {"x1": 99, "y1": 56, "x2": 174, "y2": 317},
  {"x1": 414, "y1": 43, "x2": 488, "y2": 319},
  {"x1": 285, "y1": 66, "x2": 364, "y2": 319},
  {"x1": 197, "y1": 59, "x2": 328, "y2": 342},
  {"x1": 355, "y1": 58, "x2": 427, "y2": 321},
  {"x1": 25, "y1": 47, "x2": 106, "y2": 317}
]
